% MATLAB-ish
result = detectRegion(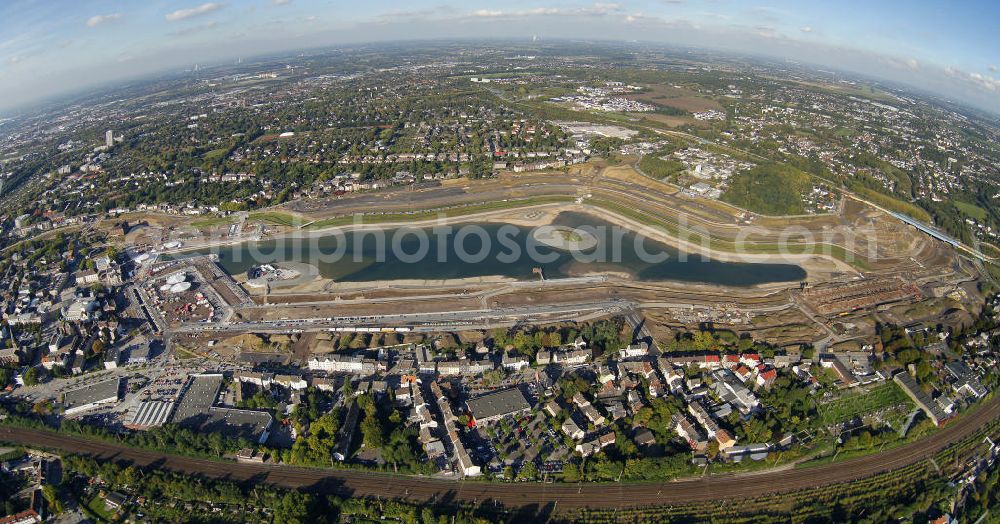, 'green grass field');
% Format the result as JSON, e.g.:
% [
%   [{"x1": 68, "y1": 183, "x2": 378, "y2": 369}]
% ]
[
  {"x1": 588, "y1": 197, "x2": 869, "y2": 269},
  {"x1": 248, "y1": 211, "x2": 299, "y2": 227},
  {"x1": 818, "y1": 381, "x2": 913, "y2": 426},
  {"x1": 955, "y1": 200, "x2": 988, "y2": 221},
  {"x1": 202, "y1": 147, "x2": 230, "y2": 162},
  {"x1": 304, "y1": 195, "x2": 575, "y2": 230},
  {"x1": 831, "y1": 127, "x2": 858, "y2": 138},
  {"x1": 83, "y1": 495, "x2": 116, "y2": 522},
  {"x1": 190, "y1": 215, "x2": 236, "y2": 228}
]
